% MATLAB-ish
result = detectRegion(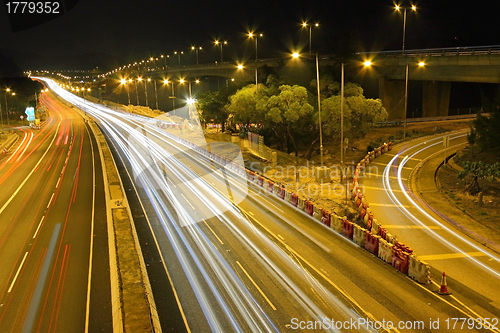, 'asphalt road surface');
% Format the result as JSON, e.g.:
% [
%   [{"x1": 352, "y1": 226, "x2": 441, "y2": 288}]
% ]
[
  {"x1": 44, "y1": 77, "x2": 500, "y2": 333},
  {"x1": 0, "y1": 90, "x2": 111, "y2": 332}
]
